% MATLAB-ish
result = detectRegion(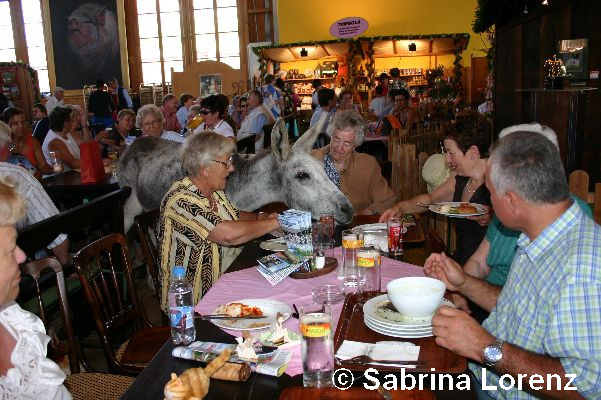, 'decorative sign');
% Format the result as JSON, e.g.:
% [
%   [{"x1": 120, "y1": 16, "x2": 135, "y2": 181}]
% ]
[{"x1": 329, "y1": 17, "x2": 369, "y2": 39}]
